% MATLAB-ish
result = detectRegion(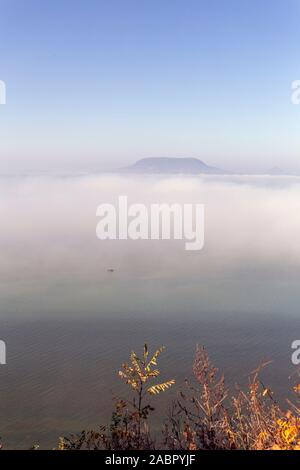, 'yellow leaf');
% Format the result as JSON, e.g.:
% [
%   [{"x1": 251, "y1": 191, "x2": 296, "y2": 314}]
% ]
[{"x1": 147, "y1": 379, "x2": 175, "y2": 395}]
